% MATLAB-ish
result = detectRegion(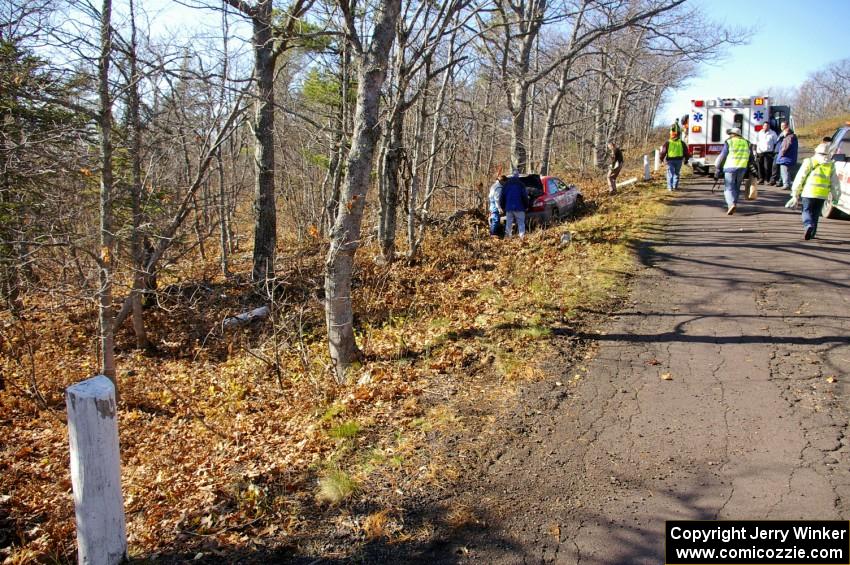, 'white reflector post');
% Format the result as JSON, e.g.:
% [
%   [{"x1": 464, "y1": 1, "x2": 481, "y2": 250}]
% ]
[
  {"x1": 66, "y1": 375, "x2": 127, "y2": 565},
  {"x1": 643, "y1": 154, "x2": 650, "y2": 180}
]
